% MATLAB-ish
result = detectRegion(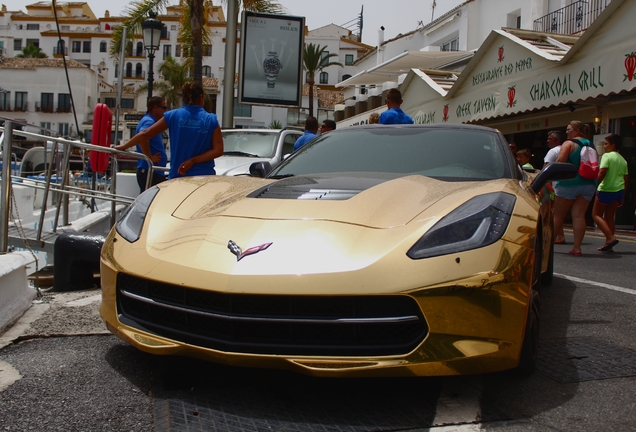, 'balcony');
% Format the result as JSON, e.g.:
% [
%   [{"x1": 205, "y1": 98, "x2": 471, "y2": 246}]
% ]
[
  {"x1": 35, "y1": 103, "x2": 70, "y2": 113},
  {"x1": 122, "y1": 70, "x2": 146, "y2": 79},
  {"x1": 533, "y1": 0, "x2": 610, "y2": 35},
  {"x1": 14, "y1": 102, "x2": 29, "y2": 112}
]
